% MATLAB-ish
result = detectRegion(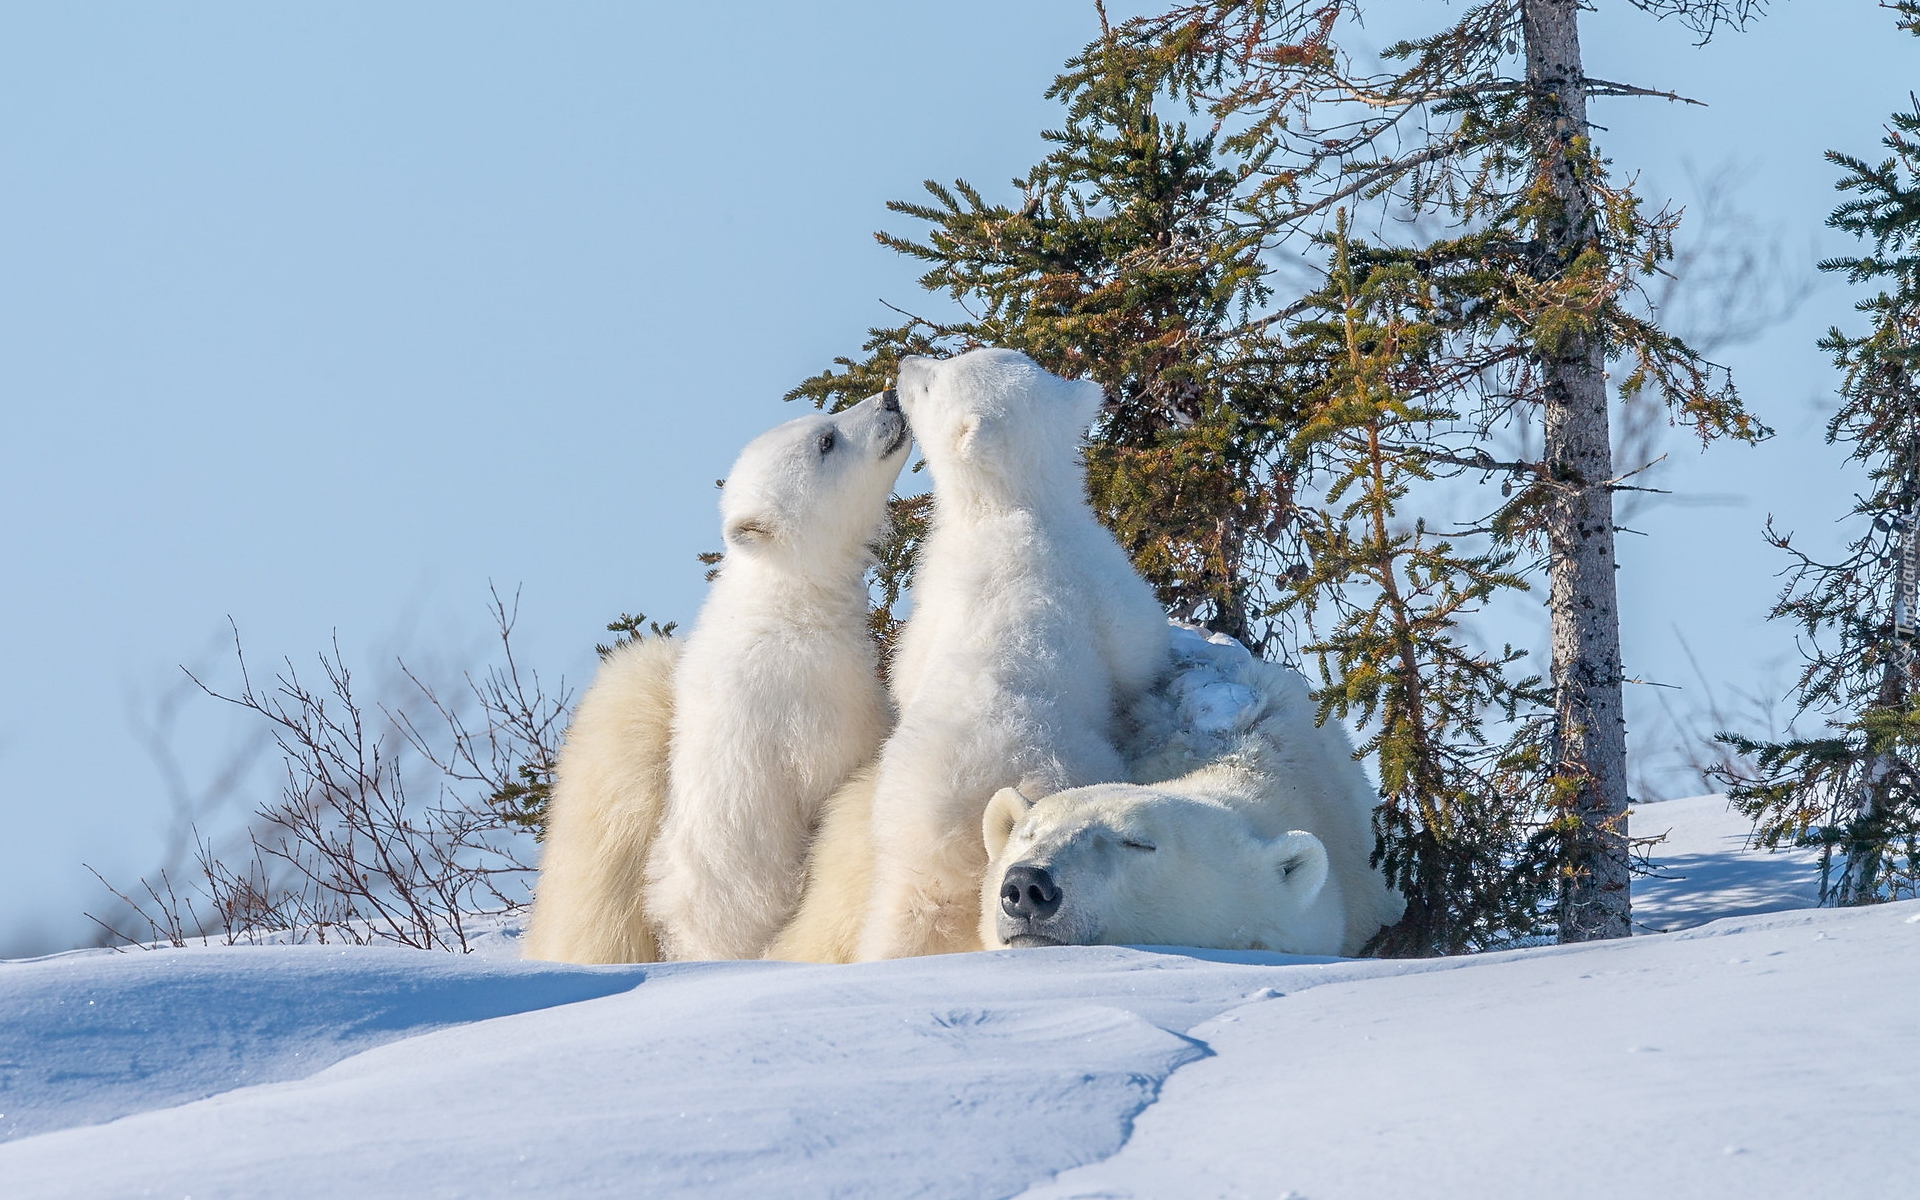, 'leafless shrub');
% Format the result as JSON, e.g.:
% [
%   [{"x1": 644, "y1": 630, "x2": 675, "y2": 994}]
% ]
[
  {"x1": 82, "y1": 645, "x2": 278, "y2": 950},
  {"x1": 84, "y1": 862, "x2": 199, "y2": 950},
  {"x1": 393, "y1": 590, "x2": 569, "y2": 842},
  {"x1": 87, "y1": 587, "x2": 569, "y2": 953}
]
